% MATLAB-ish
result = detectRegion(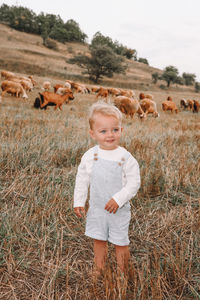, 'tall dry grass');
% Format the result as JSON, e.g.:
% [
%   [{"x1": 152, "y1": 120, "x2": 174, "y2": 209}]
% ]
[{"x1": 0, "y1": 92, "x2": 199, "y2": 299}]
